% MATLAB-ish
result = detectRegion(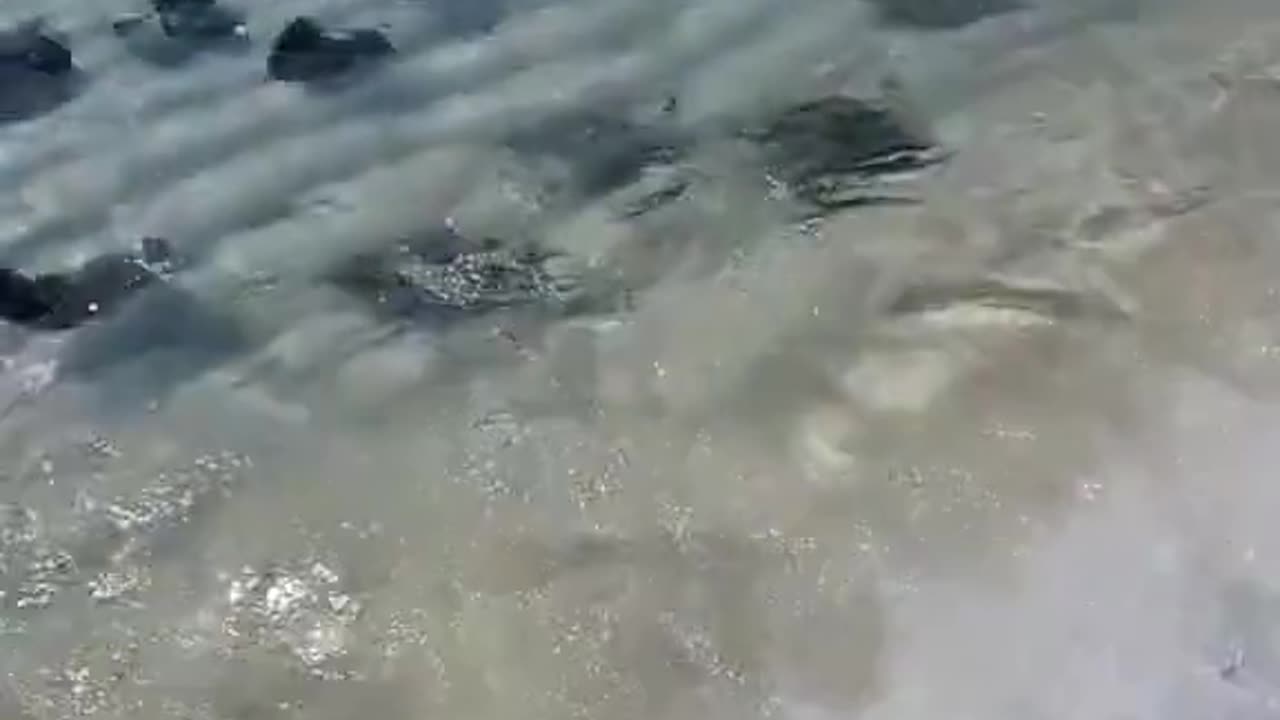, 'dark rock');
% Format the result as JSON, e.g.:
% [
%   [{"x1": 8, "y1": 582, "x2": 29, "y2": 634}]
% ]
[
  {"x1": 0, "y1": 26, "x2": 71, "y2": 74},
  {"x1": 267, "y1": 16, "x2": 395, "y2": 84},
  {"x1": 0, "y1": 22, "x2": 83, "y2": 121},
  {"x1": 154, "y1": 0, "x2": 245, "y2": 40},
  {"x1": 0, "y1": 269, "x2": 65, "y2": 326},
  {"x1": 744, "y1": 95, "x2": 946, "y2": 210},
  {"x1": 0, "y1": 238, "x2": 239, "y2": 410},
  {"x1": 0, "y1": 242, "x2": 175, "y2": 331},
  {"x1": 866, "y1": 0, "x2": 1023, "y2": 29},
  {"x1": 113, "y1": 0, "x2": 248, "y2": 66},
  {"x1": 328, "y1": 227, "x2": 584, "y2": 325},
  {"x1": 507, "y1": 110, "x2": 686, "y2": 199}
]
